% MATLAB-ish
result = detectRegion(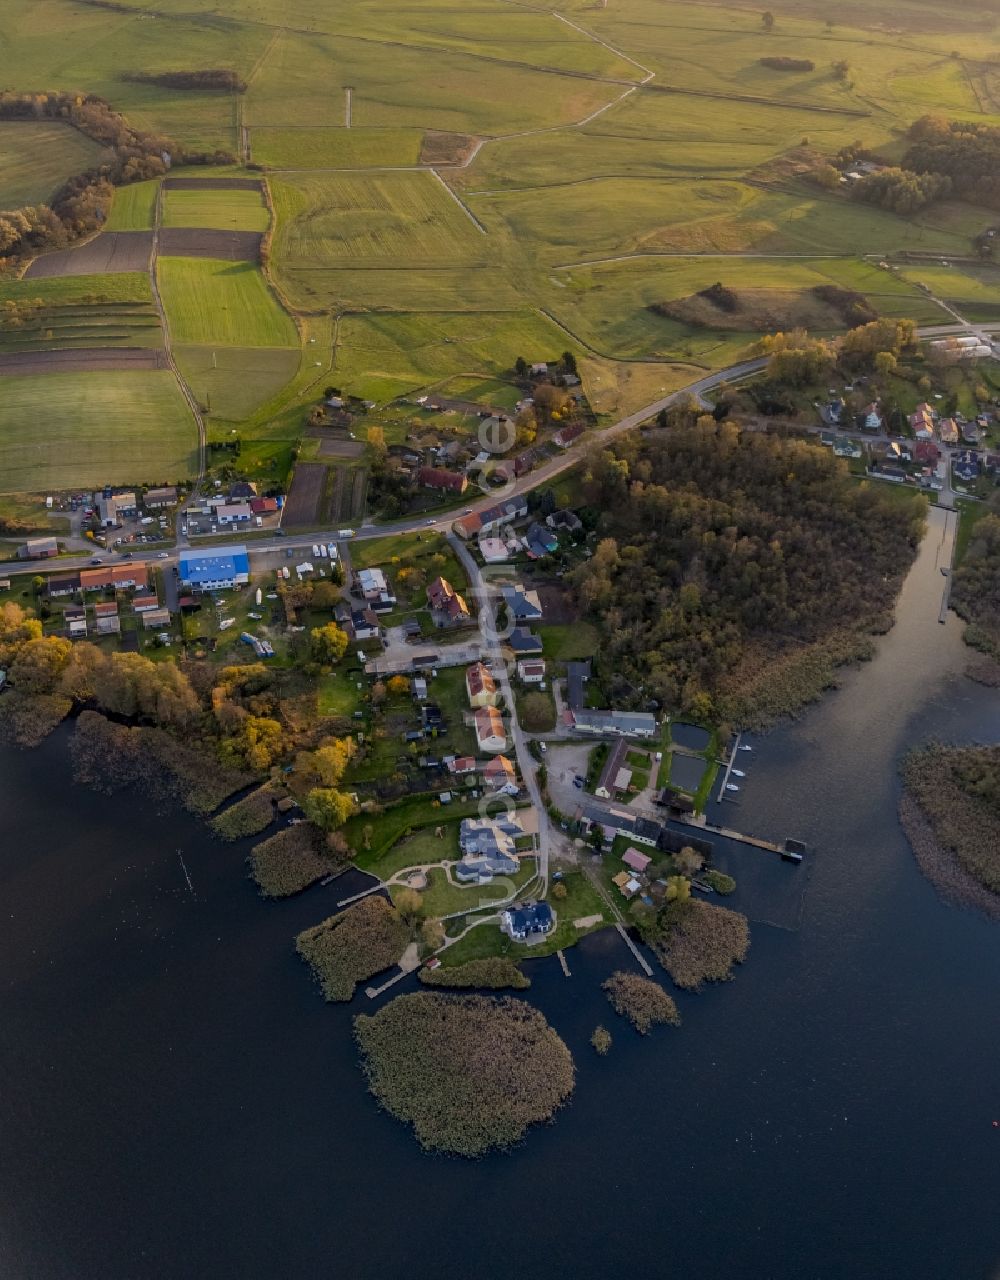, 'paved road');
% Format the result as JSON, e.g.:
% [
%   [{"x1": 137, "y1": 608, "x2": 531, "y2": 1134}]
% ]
[
  {"x1": 448, "y1": 534, "x2": 553, "y2": 893},
  {"x1": 11, "y1": 317, "x2": 997, "y2": 583}
]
